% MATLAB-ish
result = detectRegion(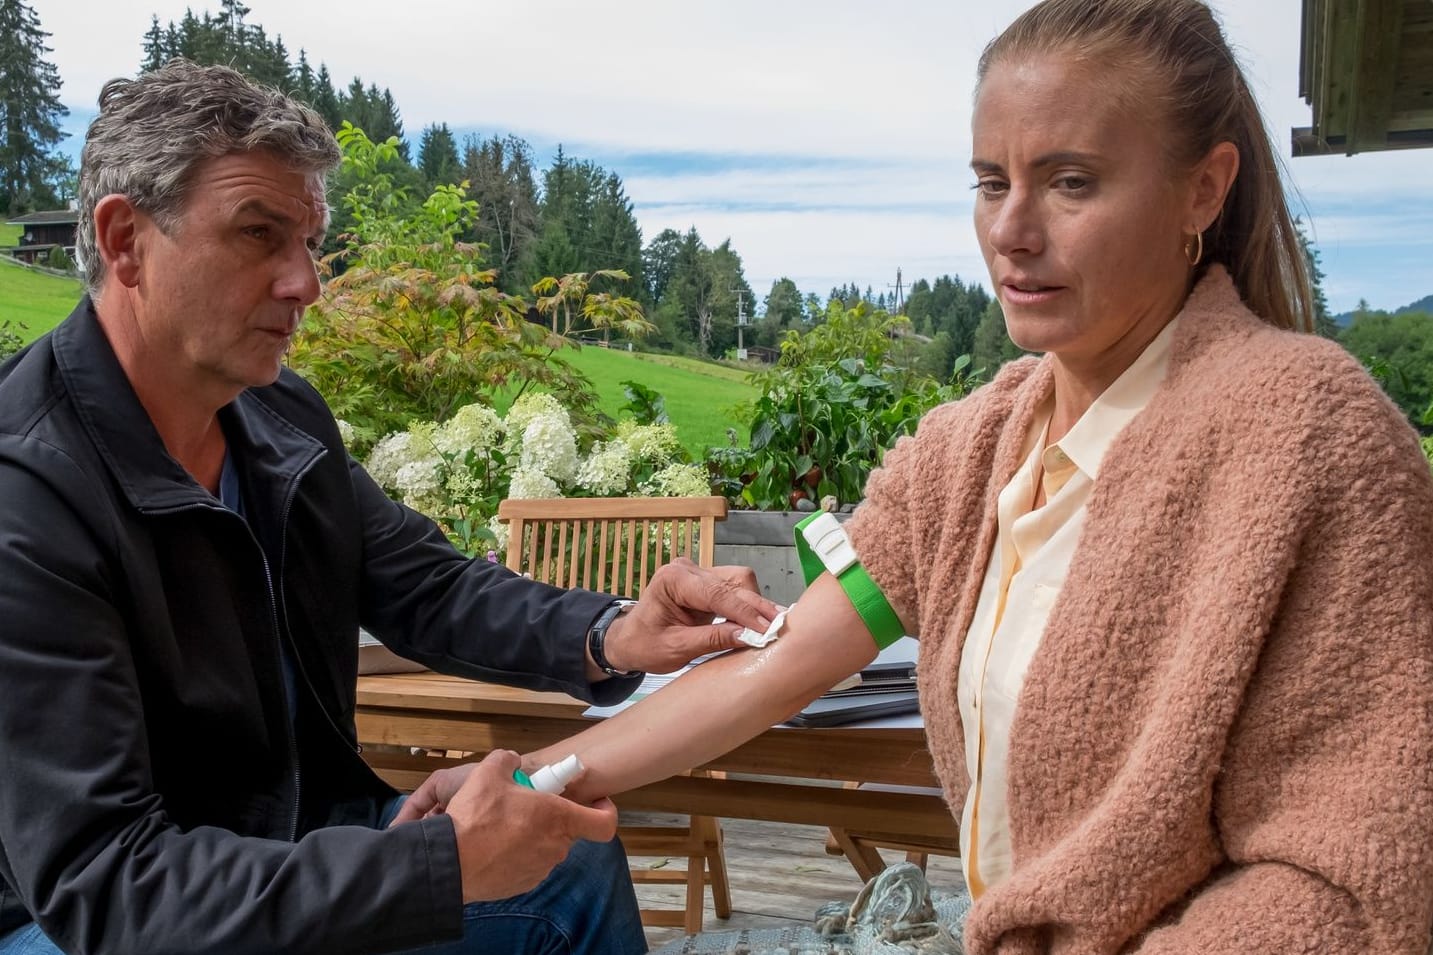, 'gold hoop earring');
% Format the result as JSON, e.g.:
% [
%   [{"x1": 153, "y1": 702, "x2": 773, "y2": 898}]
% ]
[{"x1": 1185, "y1": 231, "x2": 1204, "y2": 267}]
